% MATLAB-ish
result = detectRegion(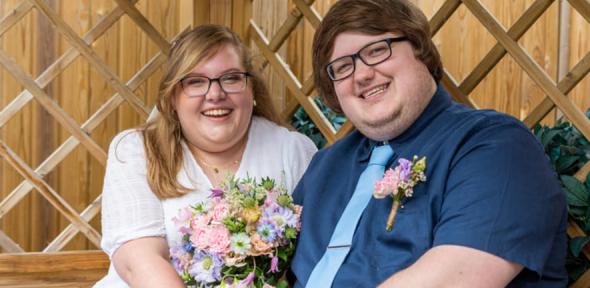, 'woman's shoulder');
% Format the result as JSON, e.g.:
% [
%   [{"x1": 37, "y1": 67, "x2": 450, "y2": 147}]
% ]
[
  {"x1": 107, "y1": 128, "x2": 145, "y2": 161},
  {"x1": 251, "y1": 116, "x2": 316, "y2": 151}
]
